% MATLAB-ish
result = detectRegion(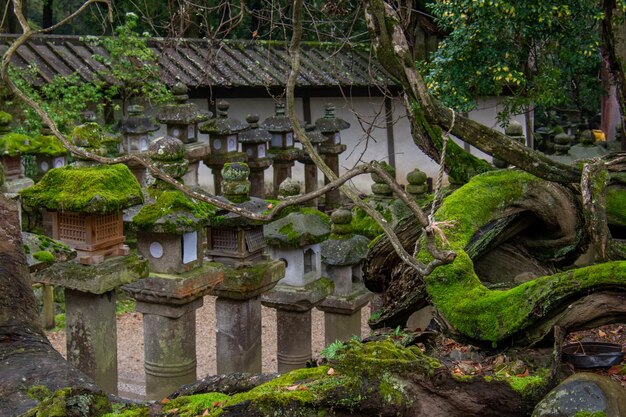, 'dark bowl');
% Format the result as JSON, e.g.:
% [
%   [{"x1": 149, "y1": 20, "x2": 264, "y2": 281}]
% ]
[{"x1": 562, "y1": 342, "x2": 624, "y2": 369}]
